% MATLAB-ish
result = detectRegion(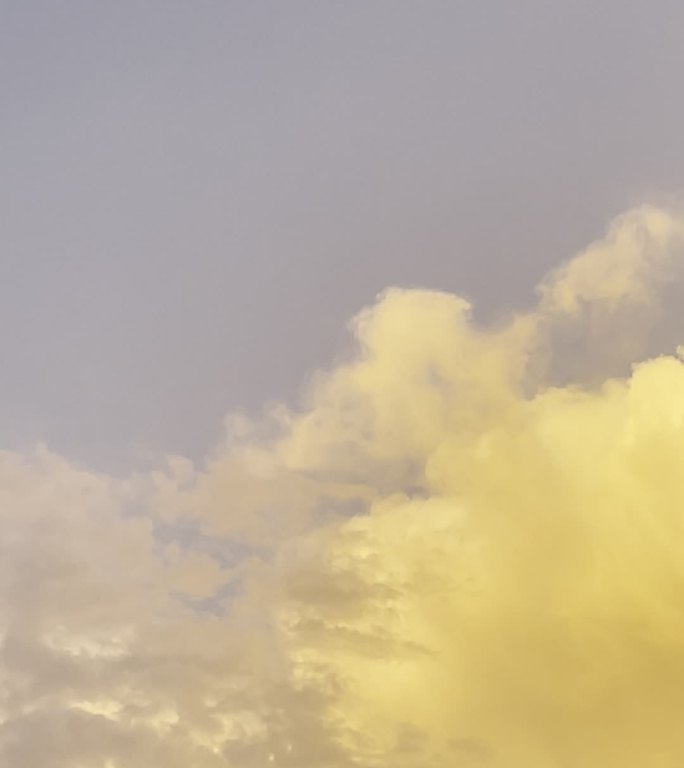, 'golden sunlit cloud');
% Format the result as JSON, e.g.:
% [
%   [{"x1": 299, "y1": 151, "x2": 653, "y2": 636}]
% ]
[{"x1": 2, "y1": 206, "x2": 684, "y2": 766}]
